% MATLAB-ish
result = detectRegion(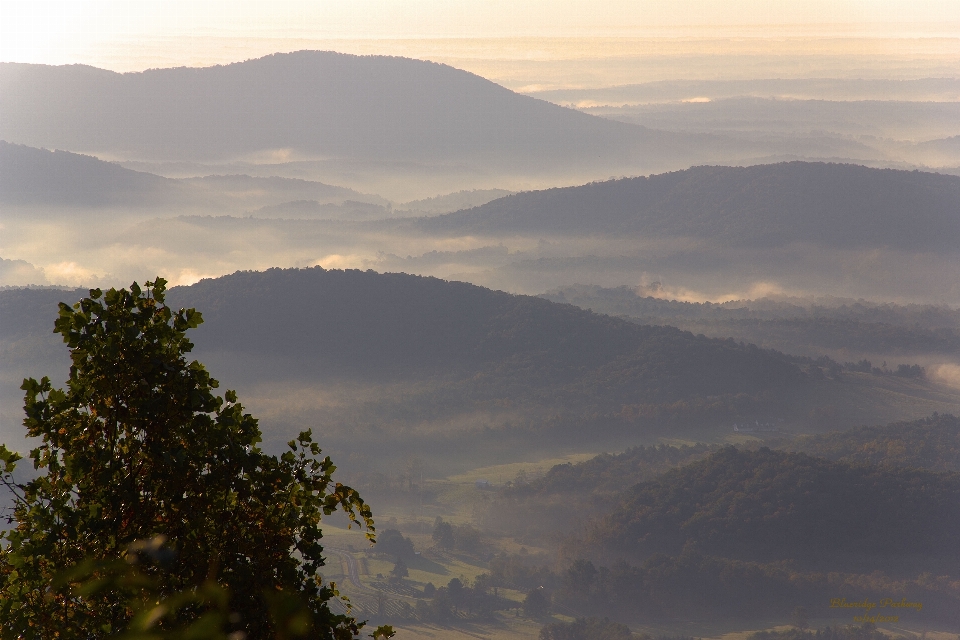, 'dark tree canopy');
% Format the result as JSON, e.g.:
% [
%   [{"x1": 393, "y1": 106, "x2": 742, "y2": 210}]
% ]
[{"x1": 0, "y1": 279, "x2": 375, "y2": 639}]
